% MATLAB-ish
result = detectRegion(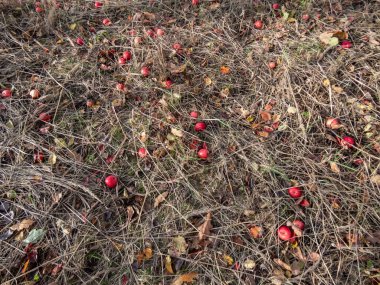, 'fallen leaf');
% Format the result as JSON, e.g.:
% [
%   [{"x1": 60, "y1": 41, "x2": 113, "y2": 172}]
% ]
[
  {"x1": 370, "y1": 174, "x2": 380, "y2": 185},
  {"x1": 23, "y1": 228, "x2": 45, "y2": 244},
  {"x1": 54, "y1": 138, "x2": 67, "y2": 149},
  {"x1": 220, "y1": 87, "x2": 230, "y2": 98},
  {"x1": 243, "y1": 259, "x2": 256, "y2": 269},
  {"x1": 171, "y1": 128, "x2": 183, "y2": 138},
  {"x1": 170, "y1": 63, "x2": 187, "y2": 74},
  {"x1": 112, "y1": 99, "x2": 124, "y2": 107},
  {"x1": 154, "y1": 191, "x2": 169, "y2": 208},
  {"x1": 165, "y1": 256, "x2": 174, "y2": 274},
  {"x1": 329, "y1": 37, "x2": 339, "y2": 46},
  {"x1": 307, "y1": 252, "x2": 320, "y2": 262},
  {"x1": 366, "y1": 230, "x2": 380, "y2": 244},
  {"x1": 249, "y1": 226, "x2": 263, "y2": 238},
  {"x1": 330, "y1": 162, "x2": 341, "y2": 173},
  {"x1": 209, "y1": 2, "x2": 220, "y2": 10},
  {"x1": 48, "y1": 153, "x2": 57, "y2": 165},
  {"x1": 273, "y1": 258, "x2": 292, "y2": 272},
  {"x1": 171, "y1": 236, "x2": 188, "y2": 255},
  {"x1": 126, "y1": 206, "x2": 134, "y2": 223},
  {"x1": 171, "y1": 272, "x2": 198, "y2": 285},
  {"x1": 10, "y1": 219, "x2": 34, "y2": 231},
  {"x1": 332, "y1": 85, "x2": 344, "y2": 94},
  {"x1": 52, "y1": 193, "x2": 62, "y2": 204},
  {"x1": 322, "y1": 78, "x2": 330, "y2": 87},
  {"x1": 223, "y1": 254, "x2": 234, "y2": 266},
  {"x1": 51, "y1": 263, "x2": 63, "y2": 276},
  {"x1": 14, "y1": 230, "x2": 25, "y2": 241},
  {"x1": 260, "y1": 111, "x2": 272, "y2": 122},
  {"x1": 257, "y1": 131, "x2": 269, "y2": 138},
  {"x1": 220, "y1": 66, "x2": 230, "y2": 74},
  {"x1": 204, "y1": 77, "x2": 212, "y2": 86},
  {"x1": 198, "y1": 212, "x2": 212, "y2": 241},
  {"x1": 69, "y1": 23, "x2": 77, "y2": 30},
  {"x1": 292, "y1": 247, "x2": 307, "y2": 262},
  {"x1": 287, "y1": 106, "x2": 297, "y2": 114}
]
